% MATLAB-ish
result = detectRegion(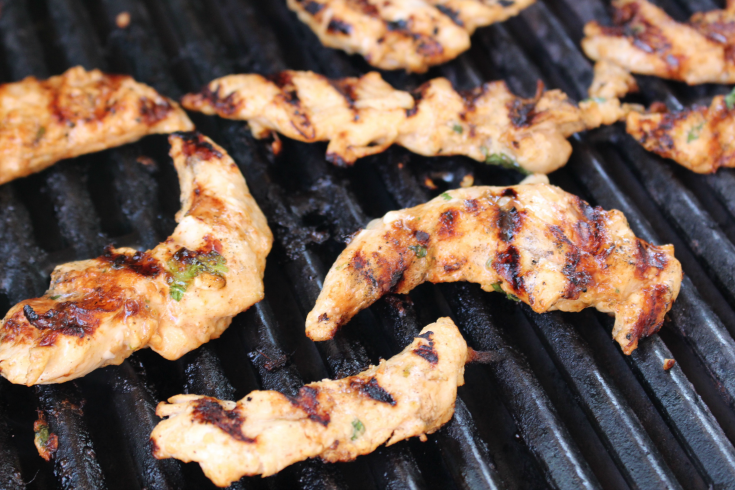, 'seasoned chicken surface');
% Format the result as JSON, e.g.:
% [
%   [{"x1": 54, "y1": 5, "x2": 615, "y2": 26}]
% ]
[
  {"x1": 626, "y1": 92, "x2": 735, "y2": 173},
  {"x1": 582, "y1": 0, "x2": 735, "y2": 85},
  {"x1": 589, "y1": 60, "x2": 638, "y2": 99},
  {"x1": 0, "y1": 66, "x2": 193, "y2": 186},
  {"x1": 287, "y1": 0, "x2": 534, "y2": 73},
  {"x1": 151, "y1": 317, "x2": 467, "y2": 486},
  {"x1": 0, "y1": 132, "x2": 272, "y2": 385},
  {"x1": 306, "y1": 184, "x2": 682, "y2": 354},
  {"x1": 183, "y1": 71, "x2": 627, "y2": 174}
]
